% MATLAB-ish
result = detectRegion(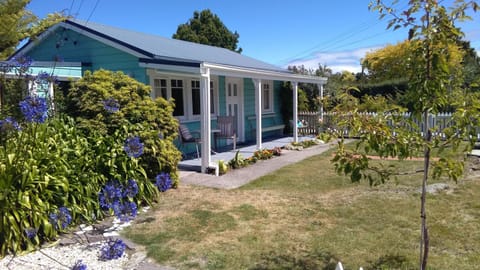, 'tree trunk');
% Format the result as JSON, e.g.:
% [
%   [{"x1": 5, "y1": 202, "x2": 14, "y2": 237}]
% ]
[{"x1": 420, "y1": 111, "x2": 431, "y2": 270}]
